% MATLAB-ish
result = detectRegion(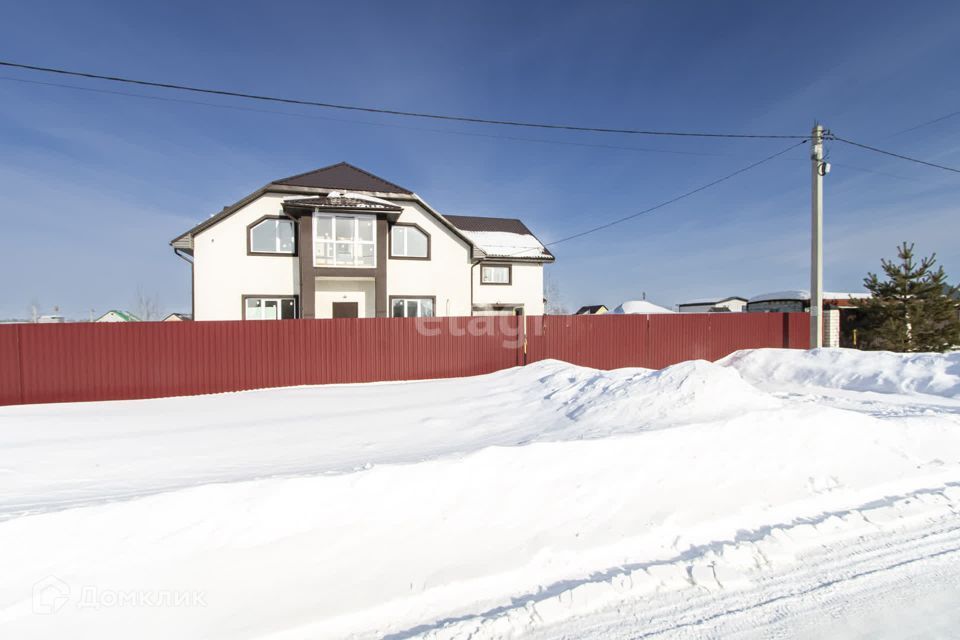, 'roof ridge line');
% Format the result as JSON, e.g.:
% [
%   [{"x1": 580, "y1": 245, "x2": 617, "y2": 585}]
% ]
[
  {"x1": 445, "y1": 213, "x2": 524, "y2": 221},
  {"x1": 271, "y1": 161, "x2": 348, "y2": 185},
  {"x1": 272, "y1": 161, "x2": 412, "y2": 194}
]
